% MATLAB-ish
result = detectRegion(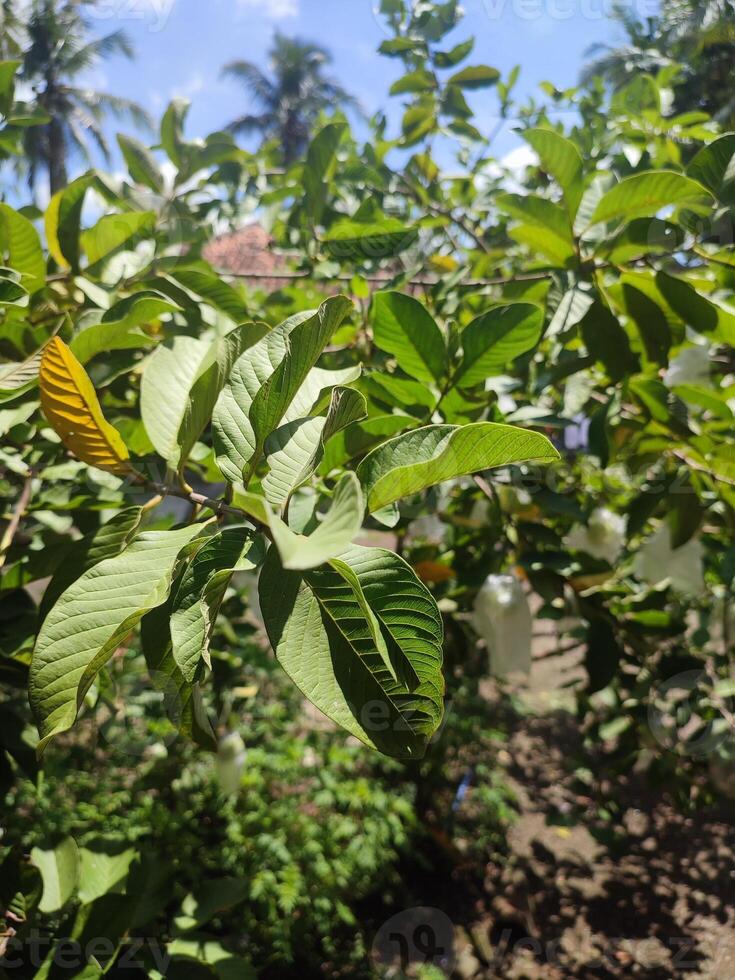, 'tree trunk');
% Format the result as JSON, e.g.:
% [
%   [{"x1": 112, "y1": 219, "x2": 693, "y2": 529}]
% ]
[{"x1": 47, "y1": 114, "x2": 67, "y2": 196}]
